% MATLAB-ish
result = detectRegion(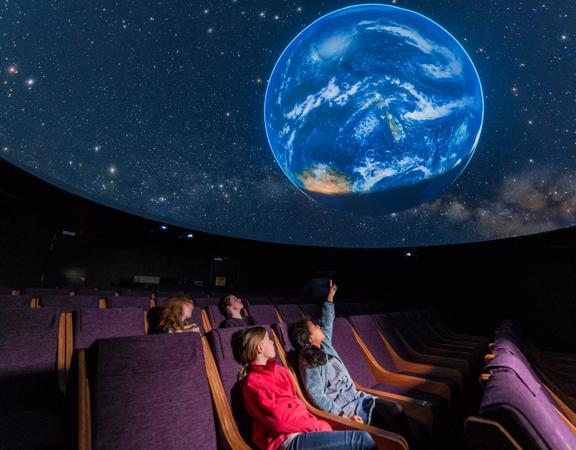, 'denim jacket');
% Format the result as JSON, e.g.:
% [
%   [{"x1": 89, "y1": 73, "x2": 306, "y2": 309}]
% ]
[{"x1": 299, "y1": 302, "x2": 375, "y2": 422}]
